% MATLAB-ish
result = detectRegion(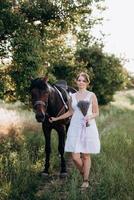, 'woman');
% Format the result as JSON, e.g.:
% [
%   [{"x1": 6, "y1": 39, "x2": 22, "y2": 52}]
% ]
[{"x1": 49, "y1": 72, "x2": 100, "y2": 189}]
